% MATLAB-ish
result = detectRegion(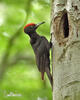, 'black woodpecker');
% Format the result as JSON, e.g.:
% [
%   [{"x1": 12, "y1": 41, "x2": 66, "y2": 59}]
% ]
[{"x1": 24, "y1": 22, "x2": 53, "y2": 88}]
